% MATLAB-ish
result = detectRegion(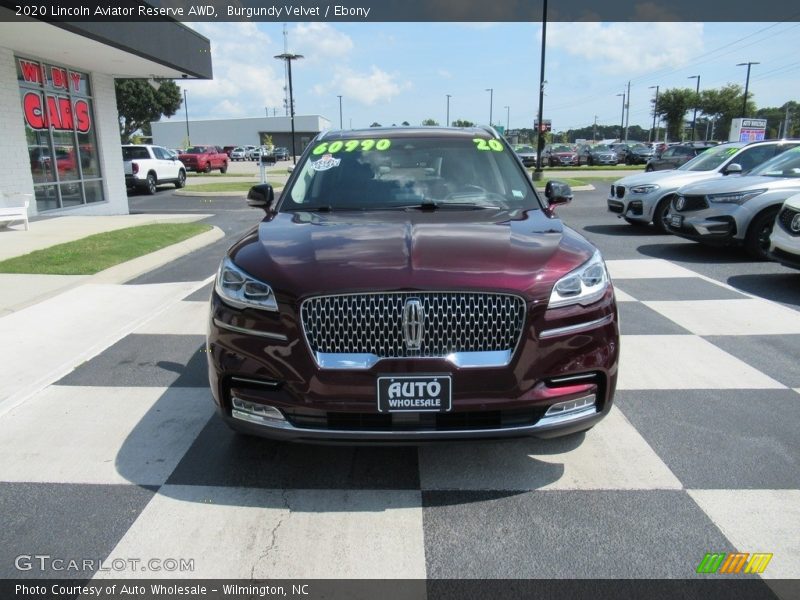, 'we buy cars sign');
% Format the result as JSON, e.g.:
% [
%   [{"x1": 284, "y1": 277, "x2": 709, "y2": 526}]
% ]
[{"x1": 18, "y1": 59, "x2": 91, "y2": 133}]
